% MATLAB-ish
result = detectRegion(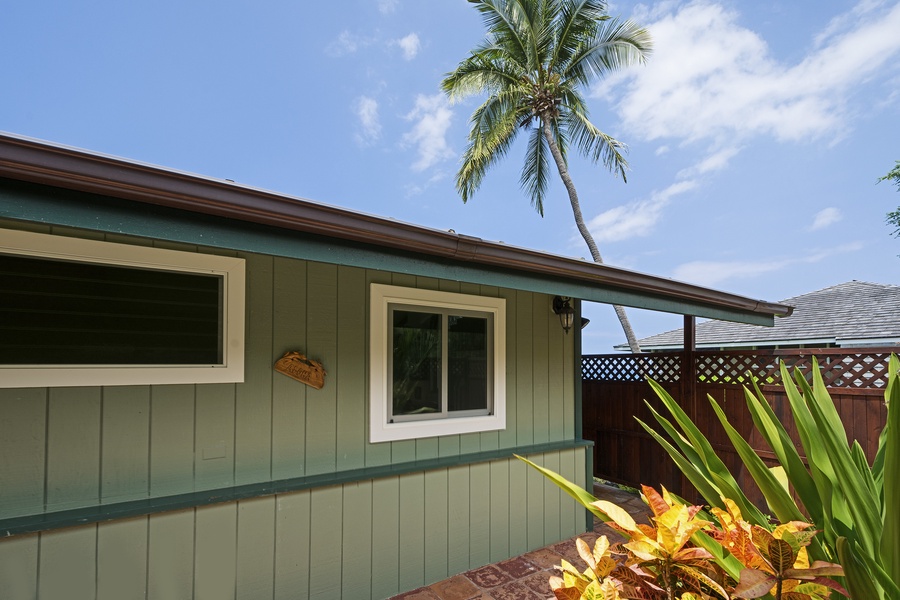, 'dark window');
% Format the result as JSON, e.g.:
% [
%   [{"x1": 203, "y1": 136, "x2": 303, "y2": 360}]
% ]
[
  {"x1": 388, "y1": 305, "x2": 491, "y2": 421},
  {"x1": 0, "y1": 253, "x2": 223, "y2": 365}
]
